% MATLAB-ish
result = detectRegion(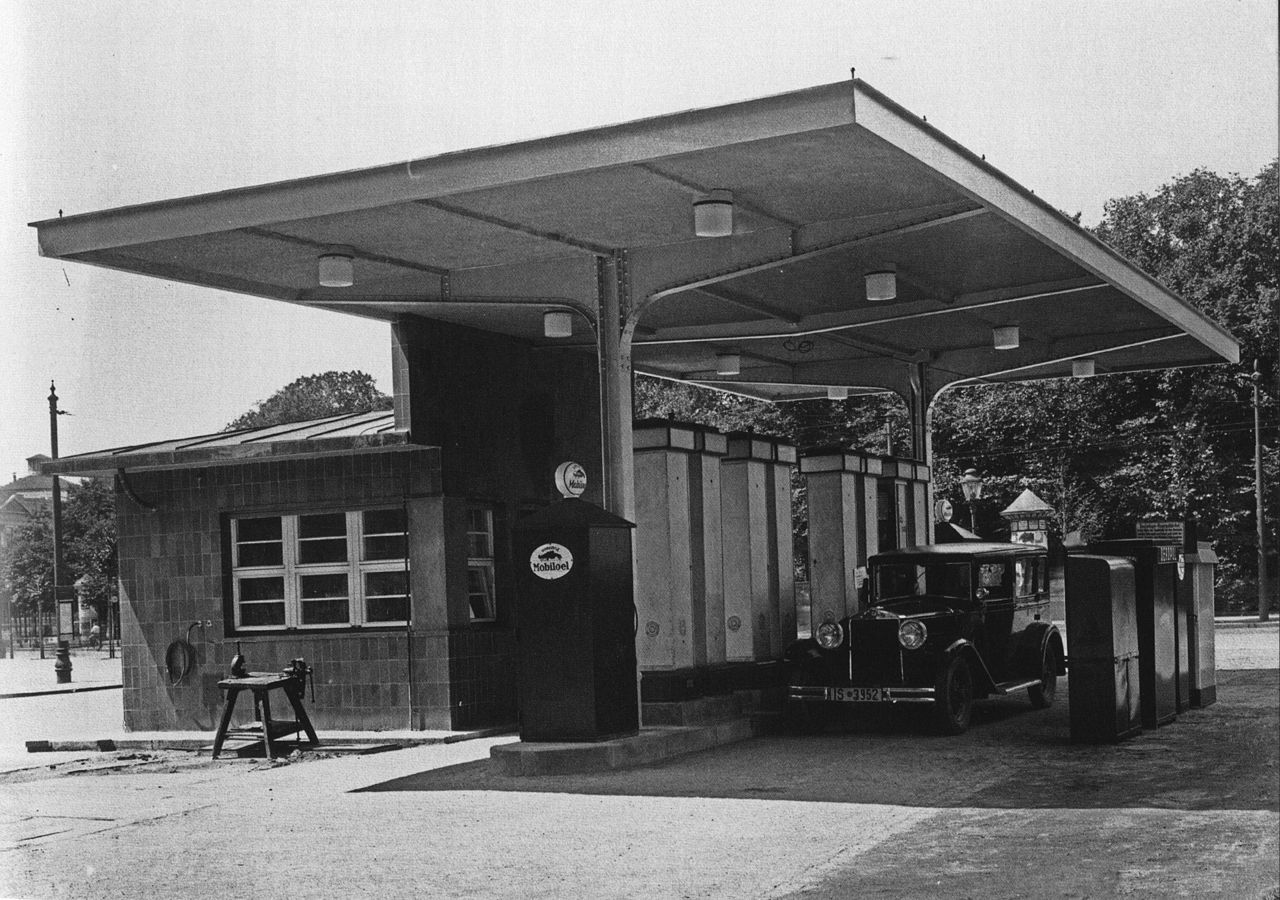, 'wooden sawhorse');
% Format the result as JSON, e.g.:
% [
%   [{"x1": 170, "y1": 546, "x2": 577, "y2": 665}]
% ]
[{"x1": 211, "y1": 673, "x2": 319, "y2": 760}]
